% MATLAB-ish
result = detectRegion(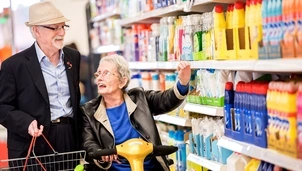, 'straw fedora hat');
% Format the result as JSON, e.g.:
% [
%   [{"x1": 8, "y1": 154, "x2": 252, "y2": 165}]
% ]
[{"x1": 25, "y1": 1, "x2": 70, "y2": 27}]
